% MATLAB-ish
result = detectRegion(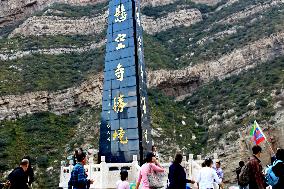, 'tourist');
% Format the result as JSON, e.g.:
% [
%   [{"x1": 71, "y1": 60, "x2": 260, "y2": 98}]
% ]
[
  {"x1": 214, "y1": 160, "x2": 224, "y2": 189},
  {"x1": 246, "y1": 145, "x2": 266, "y2": 189},
  {"x1": 235, "y1": 161, "x2": 247, "y2": 189},
  {"x1": 22, "y1": 156, "x2": 35, "y2": 187},
  {"x1": 135, "y1": 152, "x2": 165, "y2": 189},
  {"x1": 152, "y1": 145, "x2": 160, "y2": 161},
  {"x1": 68, "y1": 149, "x2": 94, "y2": 189},
  {"x1": 167, "y1": 153, "x2": 195, "y2": 189},
  {"x1": 116, "y1": 170, "x2": 130, "y2": 189},
  {"x1": 196, "y1": 157, "x2": 222, "y2": 189},
  {"x1": 271, "y1": 148, "x2": 284, "y2": 189},
  {"x1": 8, "y1": 159, "x2": 30, "y2": 189}
]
